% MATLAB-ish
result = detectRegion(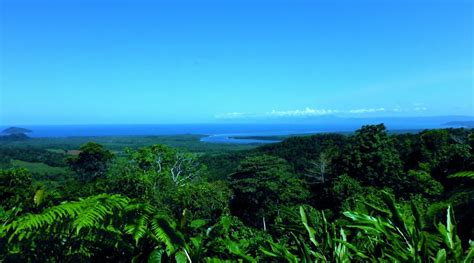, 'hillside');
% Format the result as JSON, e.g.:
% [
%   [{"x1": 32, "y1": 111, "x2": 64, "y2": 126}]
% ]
[{"x1": 2, "y1": 127, "x2": 32, "y2": 135}]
